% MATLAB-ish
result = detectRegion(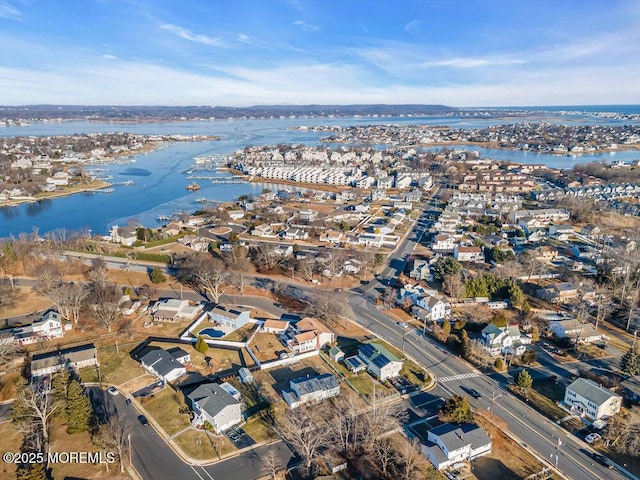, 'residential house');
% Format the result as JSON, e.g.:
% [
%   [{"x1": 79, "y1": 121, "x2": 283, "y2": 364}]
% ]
[
  {"x1": 209, "y1": 305, "x2": 252, "y2": 330},
  {"x1": 299, "y1": 209, "x2": 318, "y2": 221},
  {"x1": 177, "y1": 234, "x2": 209, "y2": 252},
  {"x1": 533, "y1": 245, "x2": 559, "y2": 262},
  {"x1": 415, "y1": 294, "x2": 451, "y2": 322},
  {"x1": 619, "y1": 376, "x2": 640, "y2": 404},
  {"x1": 283, "y1": 228, "x2": 309, "y2": 241},
  {"x1": 454, "y1": 246, "x2": 485, "y2": 263},
  {"x1": 252, "y1": 224, "x2": 278, "y2": 238},
  {"x1": 549, "y1": 224, "x2": 575, "y2": 241},
  {"x1": 228, "y1": 210, "x2": 245, "y2": 220},
  {"x1": 536, "y1": 282, "x2": 580, "y2": 303},
  {"x1": 110, "y1": 225, "x2": 138, "y2": 246},
  {"x1": 564, "y1": 378, "x2": 622, "y2": 421},
  {"x1": 152, "y1": 298, "x2": 203, "y2": 322},
  {"x1": 140, "y1": 348, "x2": 187, "y2": 383},
  {"x1": 261, "y1": 319, "x2": 290, "y2": 334},
  {"x1": 282, "y1": 373, "x2": 340, "y2": 409},
  {"x1": 167, "y1": 347, "x2": 190, "y2": 364},
  {"x1": 285, "y1": 317, "x2": 335, "y2": 354},
  {"x1": 31, "y1": 343, "x2": 99, "y2": 378},
  {"x1": 319, "y1": 229, "x2": 344, "y2": 244},
  {"x1": 432, "y1": 233, "x2": 456, "y2": 252},
  {"x1": 479, "y1": 324, "x2": 532, "y2": 356},
  {"x1": 343, "y1": 355, "x2": 368, "y2": 374},
  {"x1": 410, "y1": 259, "x2": 433, "y2": 281},
  {"x1": 187, "y1": 383, "x2": 243, "y2": 431},
  {"x1": 549, "y1": 320, "x2": 604, "y2": 344},
  {"x1": 273, "y1": 245, "x2": 294, "y2": 257},
  {"x1": 358, "y1": 343, "x2": 403, "y2": 380},
  {"x1": 421, "y1": 423, "x2": 492, "y2": 470},
  {"x1": 13, "y1": 311, "x2": 65, "y2": 345}
]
